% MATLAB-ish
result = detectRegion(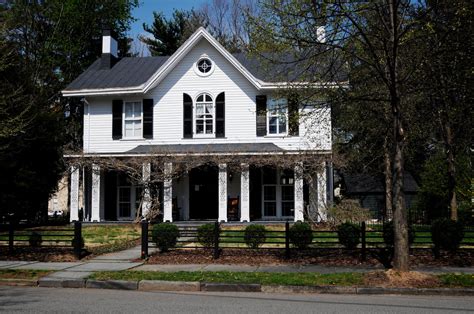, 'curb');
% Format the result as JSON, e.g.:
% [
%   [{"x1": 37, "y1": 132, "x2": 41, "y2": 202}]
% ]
[{"x1": 5, "y1": 278, "x2": 474, "y2": 296}]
